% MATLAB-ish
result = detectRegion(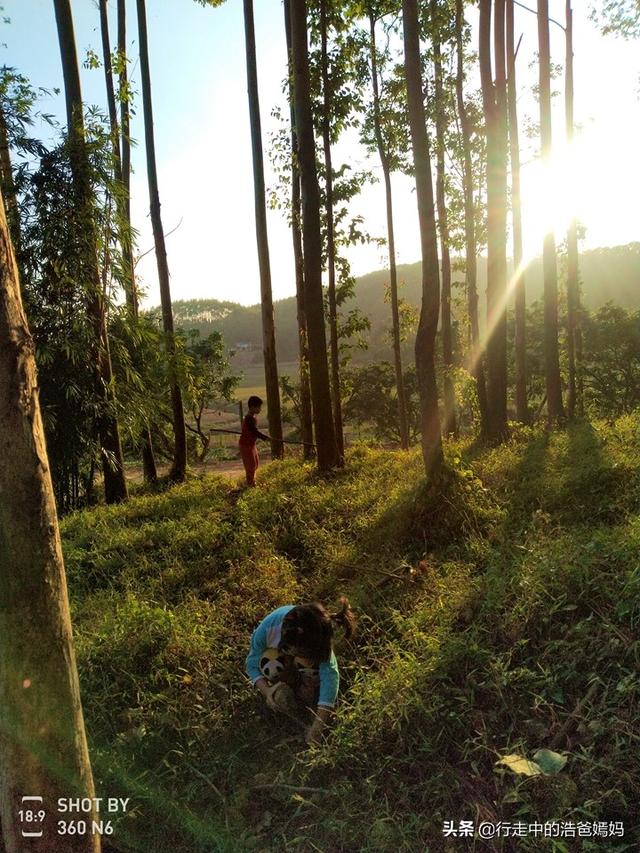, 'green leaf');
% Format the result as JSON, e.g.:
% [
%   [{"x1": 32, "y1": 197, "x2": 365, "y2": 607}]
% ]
[
  {"x1": 495, "y1": 754, "x2": 543, "y2": 776},
  {"x1": 533, "y1": 749, "x2": 567, "y2": 774}
]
